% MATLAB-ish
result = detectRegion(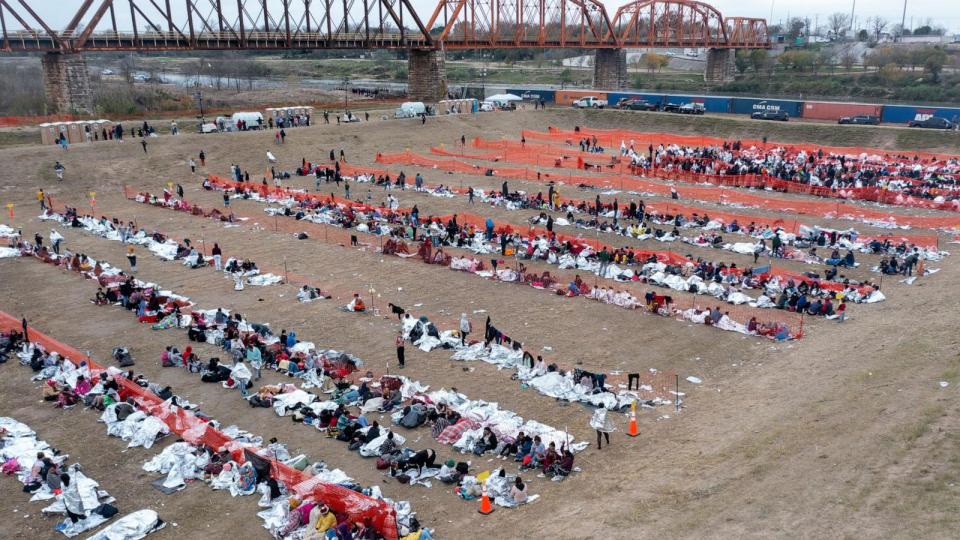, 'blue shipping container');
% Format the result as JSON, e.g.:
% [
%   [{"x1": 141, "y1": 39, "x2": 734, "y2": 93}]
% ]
[
  {"x1": 731, "y1": 98, "x2": 803, "y2": 118},
  {"x1": 506, "y1": 88, "x2": 555, "y2": 103},
  {"x1": 665, "y1": 94, "x2": 732, "y2": 113},
  {"x1": 607, "y1": 92, "x2": 666, "y2": 107},
  {"x1": 881, "y1": 105, "x2": 960, "y2": 124}
]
